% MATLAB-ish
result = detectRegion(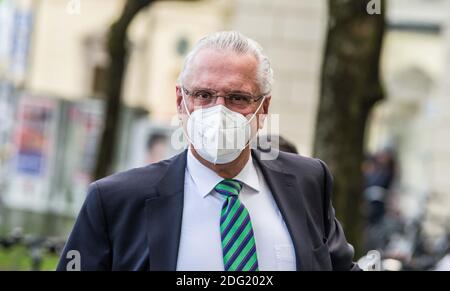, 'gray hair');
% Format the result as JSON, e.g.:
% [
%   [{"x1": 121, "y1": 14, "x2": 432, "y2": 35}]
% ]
[{"x1": 178, "y1": 31, "x2": 273, "y2": 95}]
